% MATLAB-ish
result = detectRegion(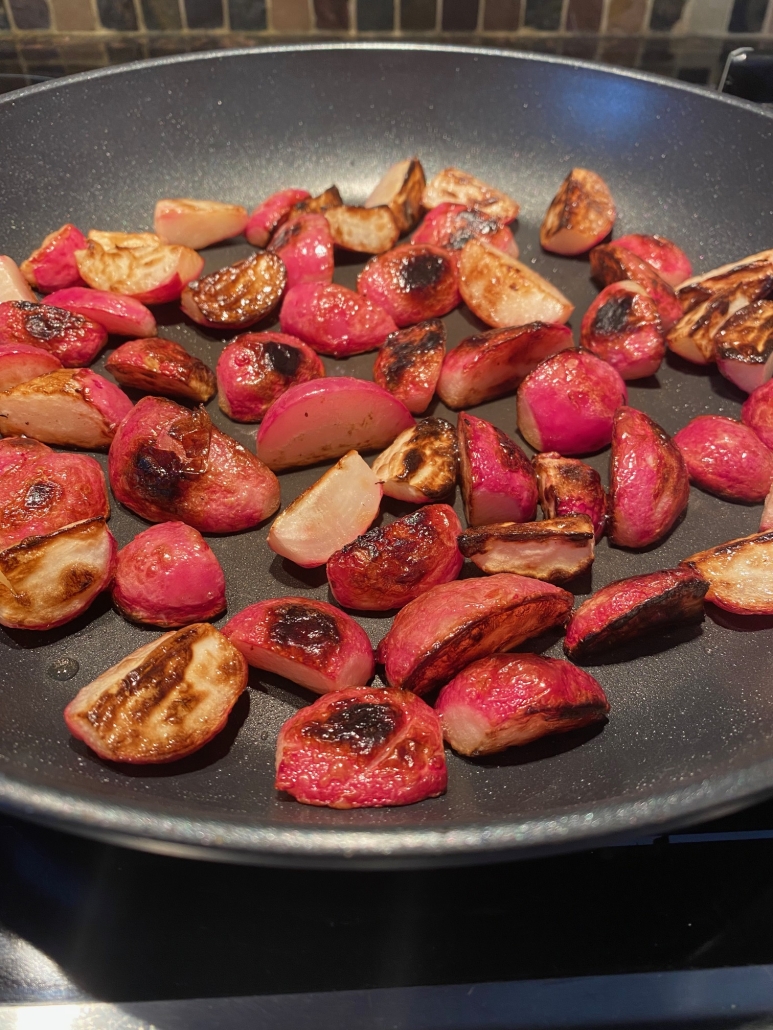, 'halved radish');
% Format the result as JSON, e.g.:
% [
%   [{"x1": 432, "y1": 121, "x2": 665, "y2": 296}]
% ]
[
  {"x1": 458, "y1": 412, "x2": 537, "y2": 526},
  {"x1": 365, "y1": 157, "x2": 425, "y2": 233},
  {"x1": 279, "y1": 282, "x2": 397, "y2": 358},
  {"x1": 715, "y1": 299, "x2": 773, "y2": 394},
  {"x1": 0, "y1": 300, "x2": 108, "y2": 367},
  {"x1": 742, "y1": 378, "x2": 773, "y2": 450},
  {"x1": 43, "y1": 288, "x2": 157, "y2": 338},
  {"x1": 614, "y1": 233, "x2": 692, "y2": 287},
  {"x1": 20, "y1": 224, "x2": 87, "y2": 293},
  {"x1": 411, "y1": 203, "x2": 518, "y2": 267},
  {"x1": 540, "y1": 168, "x2": 615, "y2": 256},
  {"x1": 358, "y1": 244, "x2": 460, "y2": 327},
  {"x1": 681, "y1": 531, "x2": 773, "y2": 615},
  {"x1": 268, "y1": 213, "x2": 334, "y2": 290},
  {"x1": 677, "y1": 249, "x2": 773, "y2": 312},
  {"x1": 534, "y1": 452, "x2": 607, "y2": 542},
  {"x1": 580, "y1": 281, "x2": 665, "y2": 380},
  {"x1": 371, "y1": 418, "x2": 458, "y2": 504},
  {"x1": 422, "y1": 168, "x2": 519, "y2": 223},
  {"x1": 0, "y1": 256, "x2": 35, "y2": 304},
  {"x1": 373, "y1": 319, "x2": 446, "y2": 414},
  {"x1": 458, "y1": 516, "x2": 595, "y2": 582},
  {"x1": 0, "y1": 342, "x2": 62, "y2": 392},
  {"x1": 154, "y1": 198, "x2": 249, "y2": 249},
  {"x1": 245, "y1": 188, "x2": 311, "y2": 248},
  {"x1": 590, "y1": 244, "x2": 683, "y2": 332},
  {"x1": 180, "y1": 252, "x2": 286, "y2": 329},
  {"x1": 75, "y1": 230, "x2": 204, "y2": 304},
  {"x1": 325, "y1": 206, "x2": 399, "y2": 255},
  {"x1": 105, "y1": 337, "x2": 216, "y2": 403},
  {"x1": 673, "y1": 415, "x2": 773, "y2": 503}
]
